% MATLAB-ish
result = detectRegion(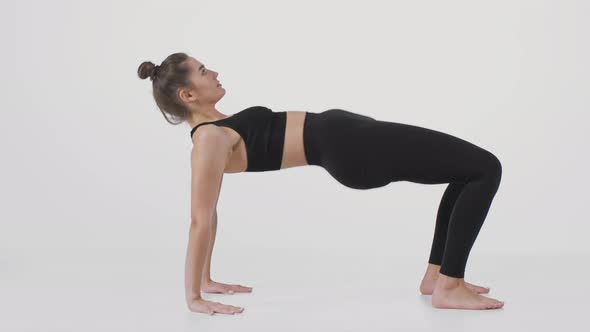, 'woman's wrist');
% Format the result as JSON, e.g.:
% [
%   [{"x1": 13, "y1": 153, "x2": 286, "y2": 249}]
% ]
[{"x1": 186, "y1": 292, "x2": 202, "y2": 304}]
